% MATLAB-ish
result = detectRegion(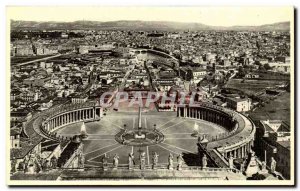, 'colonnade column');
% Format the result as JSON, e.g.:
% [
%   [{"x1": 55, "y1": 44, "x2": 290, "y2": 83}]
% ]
[
  {"x1": 248, "y1": 142, "x2": 251, "y2": 152},
  {"x1": 207, "y1": 112, "x2": 209, "y2": 121},
  {"x1": 241, "y1": 146, "x2": 244, "y2": 158}
]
